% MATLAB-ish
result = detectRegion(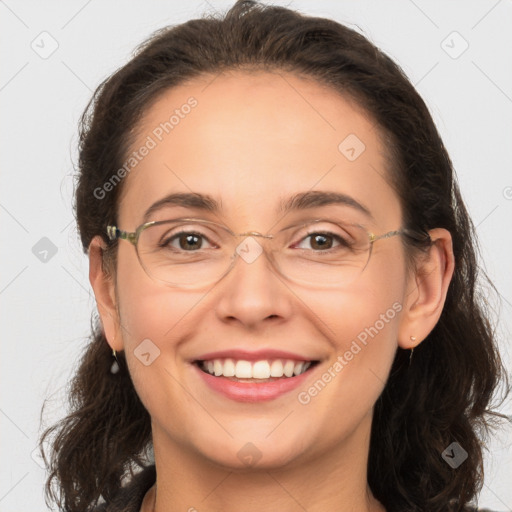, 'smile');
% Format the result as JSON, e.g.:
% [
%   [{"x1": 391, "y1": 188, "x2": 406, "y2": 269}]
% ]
[
  {"x1": 192, "y1": 358, "x2": 320, "y2": 402},
  {"x1": 195, "y1": 358, "x2": 317, "y2": 380}
]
